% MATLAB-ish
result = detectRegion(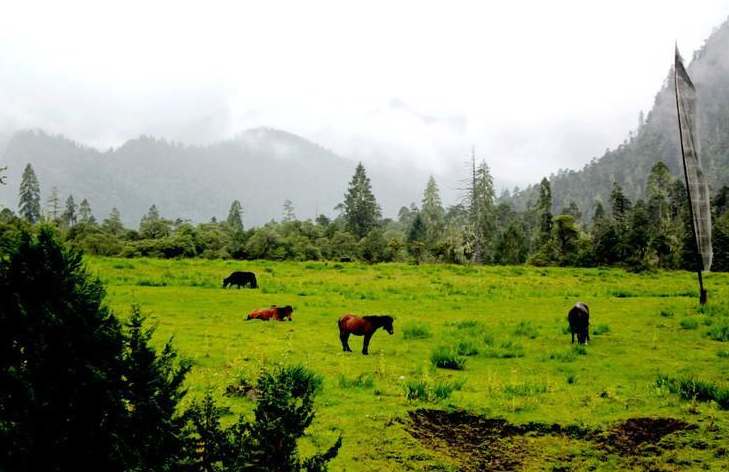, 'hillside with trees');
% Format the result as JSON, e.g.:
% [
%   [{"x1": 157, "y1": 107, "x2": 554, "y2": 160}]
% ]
[
  {"x1": 506, "y1": 17, "x2": 729, "y2": 220},
  {"x1": 0, "y1": 128, "x2": 428, "y2": 226}
]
